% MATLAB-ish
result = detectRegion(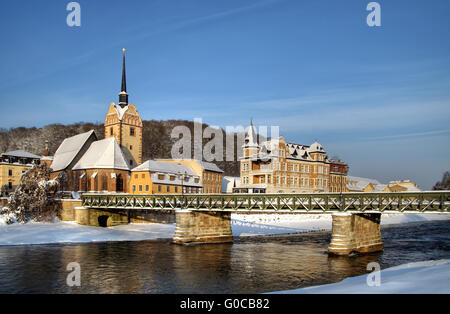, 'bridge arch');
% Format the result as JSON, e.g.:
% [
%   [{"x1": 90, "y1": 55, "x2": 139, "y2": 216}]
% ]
[{"x1": 98, "y1": 215, "x2": 110, "y2": 227}]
